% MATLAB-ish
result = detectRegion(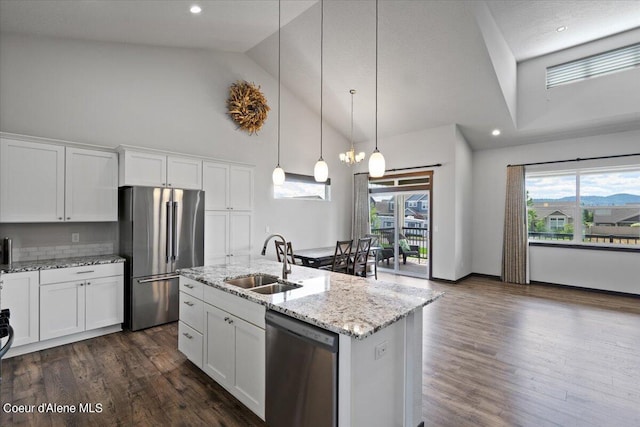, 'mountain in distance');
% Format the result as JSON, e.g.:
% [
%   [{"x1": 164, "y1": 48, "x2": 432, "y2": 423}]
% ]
[{"x1": 533, "y1": 193, "x2": 640, "y2": 206}]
